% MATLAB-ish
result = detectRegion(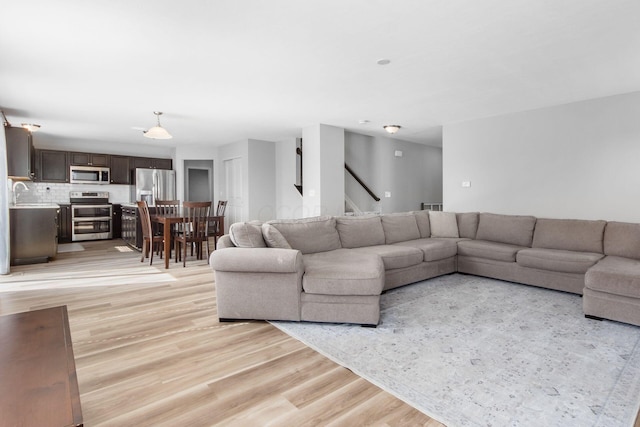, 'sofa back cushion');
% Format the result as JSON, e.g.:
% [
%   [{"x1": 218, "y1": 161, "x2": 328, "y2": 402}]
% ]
[
  {"x1": 532, "y1": 218, "x2": 606, "y2": 253},
  {"x1": 412, "y1": 211, "x2": 431, "y2": 238},
  {"x1": 261, "y1": 224, "x2": 292, "y2": 249},
  {"x1": 381, "y1": 213, "x2": 421, "y2": 244},
  {"x1": 267, "y1": 216, "x2": 341, "y2": 254},
  {"x1": 603, "y1": 221, "x2": 640, "y2": 260},
  {"x1": 456, "y1": 212, "x2": 479, "y2": 239},
  {"x1": 476, "y1": 213, "x2": 536, "y2": 247},
  {"x1": 336, "y1": 215, "x2": 386, "y2": 248},
  {"x1": 229, "y1": 221, "x2": 266, "y2": 248},
  {"x1": 429, "y1": 211, "x2": 459, "y2": 238}
]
